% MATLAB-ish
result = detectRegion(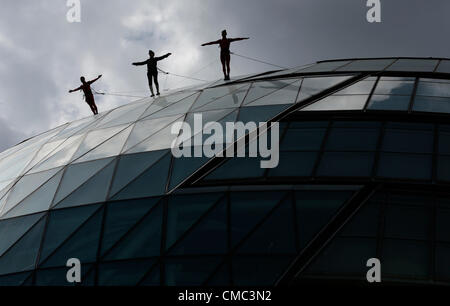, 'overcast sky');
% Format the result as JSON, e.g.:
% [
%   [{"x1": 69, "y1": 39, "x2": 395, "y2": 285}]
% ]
[{"x1": 0, "y1": 0, "x2": 449, "y2": 151}]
